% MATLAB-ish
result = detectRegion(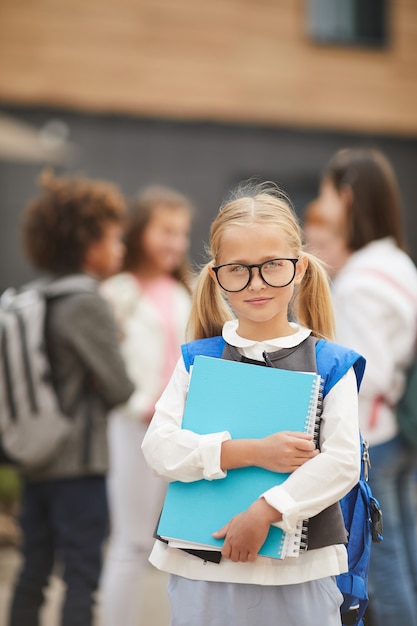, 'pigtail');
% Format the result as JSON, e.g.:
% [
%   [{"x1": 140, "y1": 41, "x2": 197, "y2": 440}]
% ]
[
  {"x1": 294, "y1": 252, "x2": 335, "y2": 341},
  {"x1": 187, "y1": 263, "x2": 234, "y2": 340}
]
